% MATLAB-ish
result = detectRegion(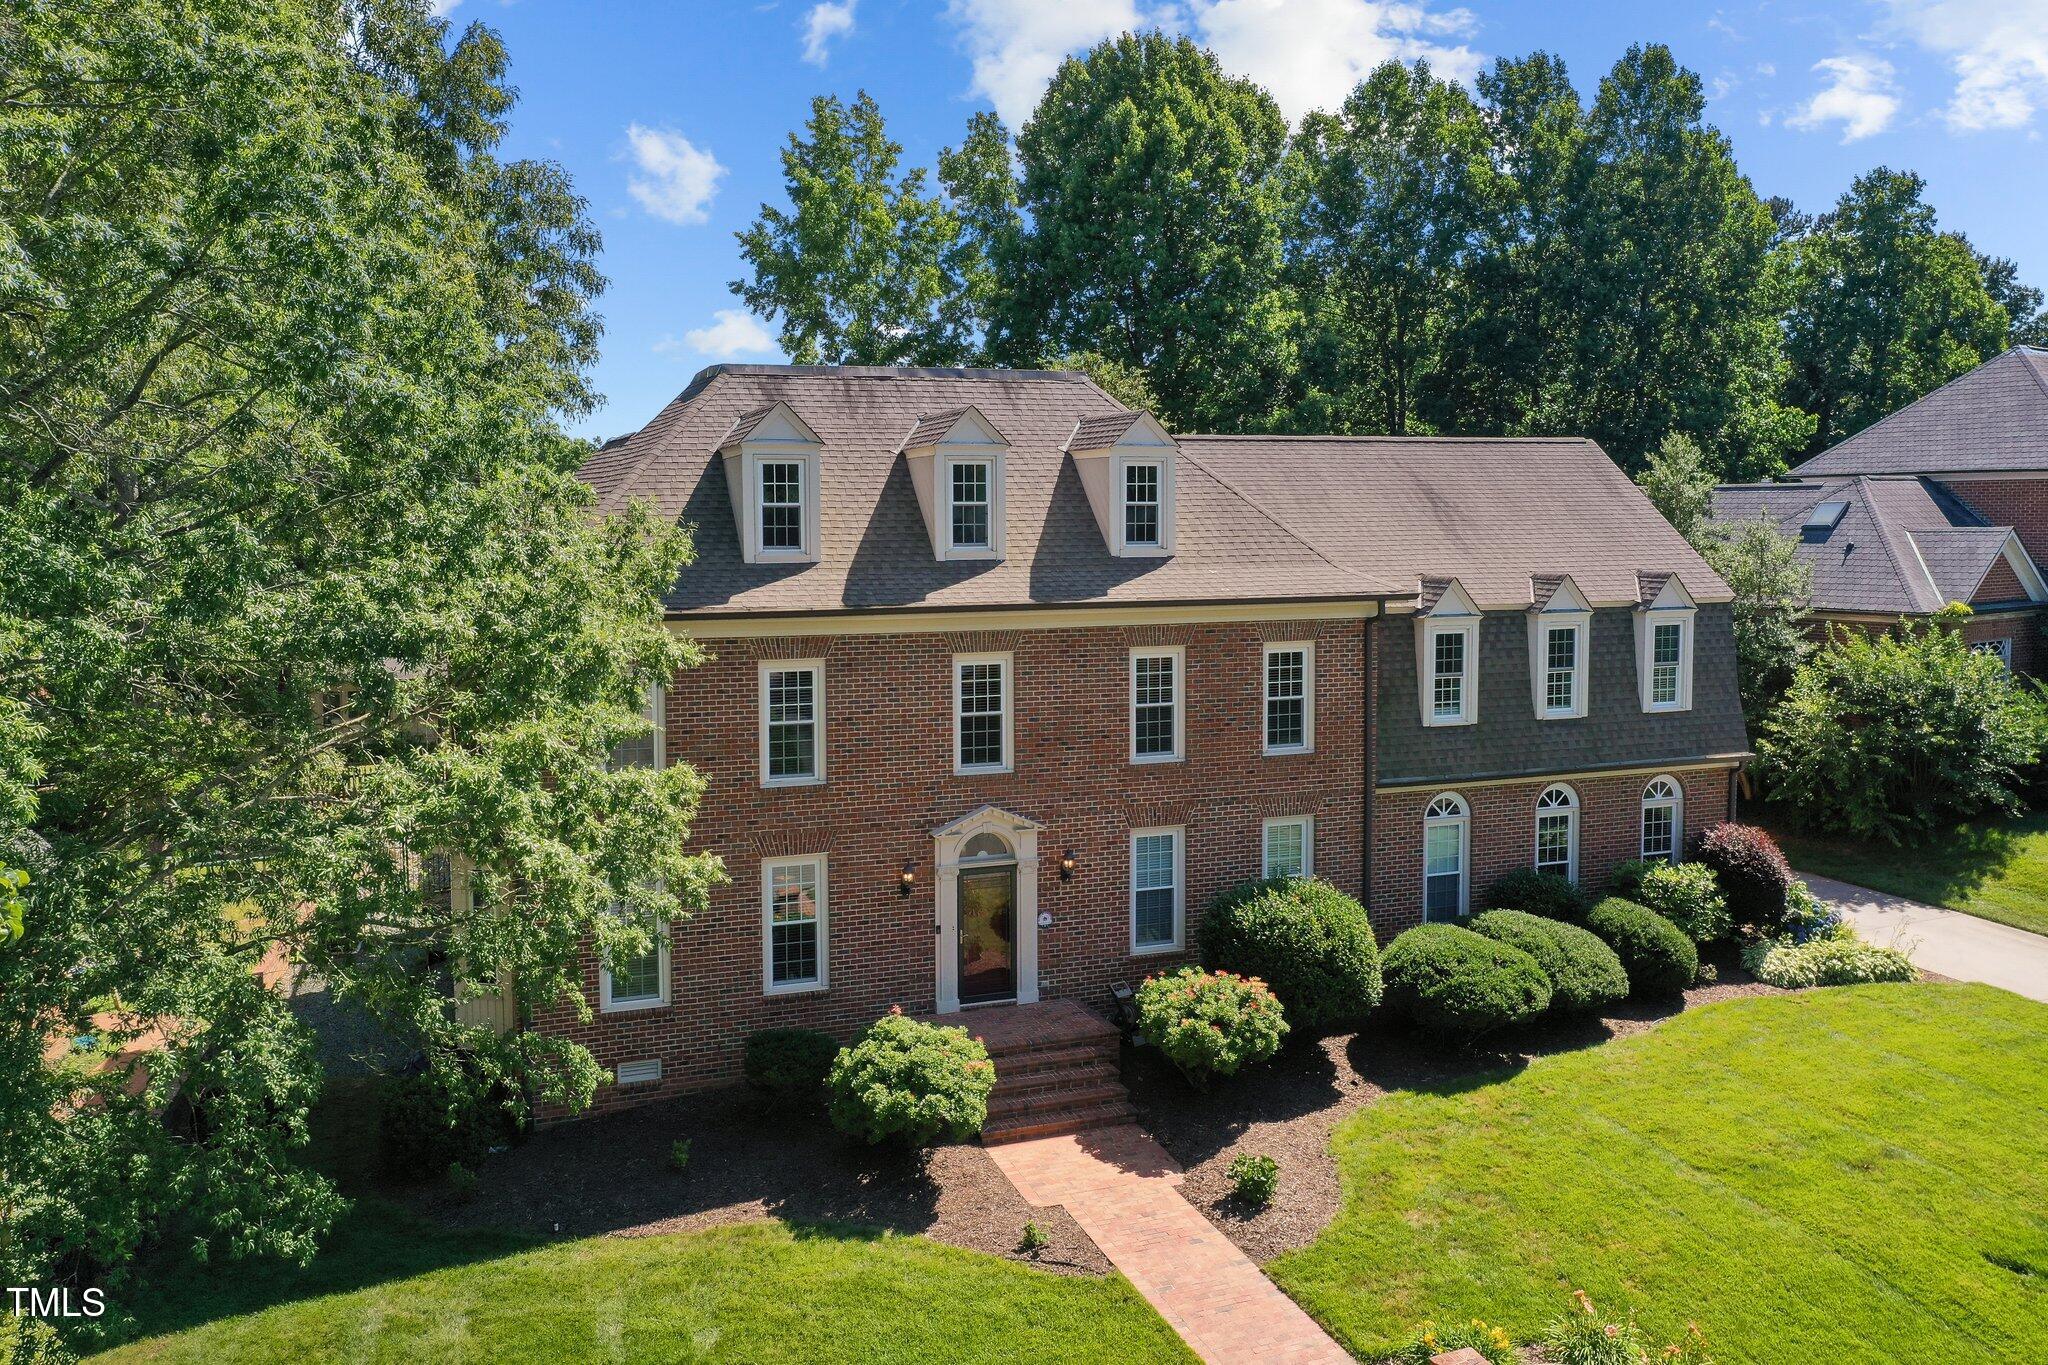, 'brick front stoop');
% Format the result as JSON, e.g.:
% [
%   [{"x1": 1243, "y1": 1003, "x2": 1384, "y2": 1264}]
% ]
[
  {"x1": 987, "y1": 1125, "x2": 1352, "y2": 1365},
  {"x1": 954, "y1": 1000, "x2": 1139, "y2": 1143}
]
